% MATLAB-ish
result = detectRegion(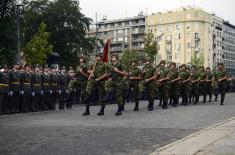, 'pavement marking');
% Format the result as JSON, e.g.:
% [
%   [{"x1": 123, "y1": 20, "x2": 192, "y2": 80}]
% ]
[{"x1": 150, "y1": 117, "x2": 235, "y2": 155}]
